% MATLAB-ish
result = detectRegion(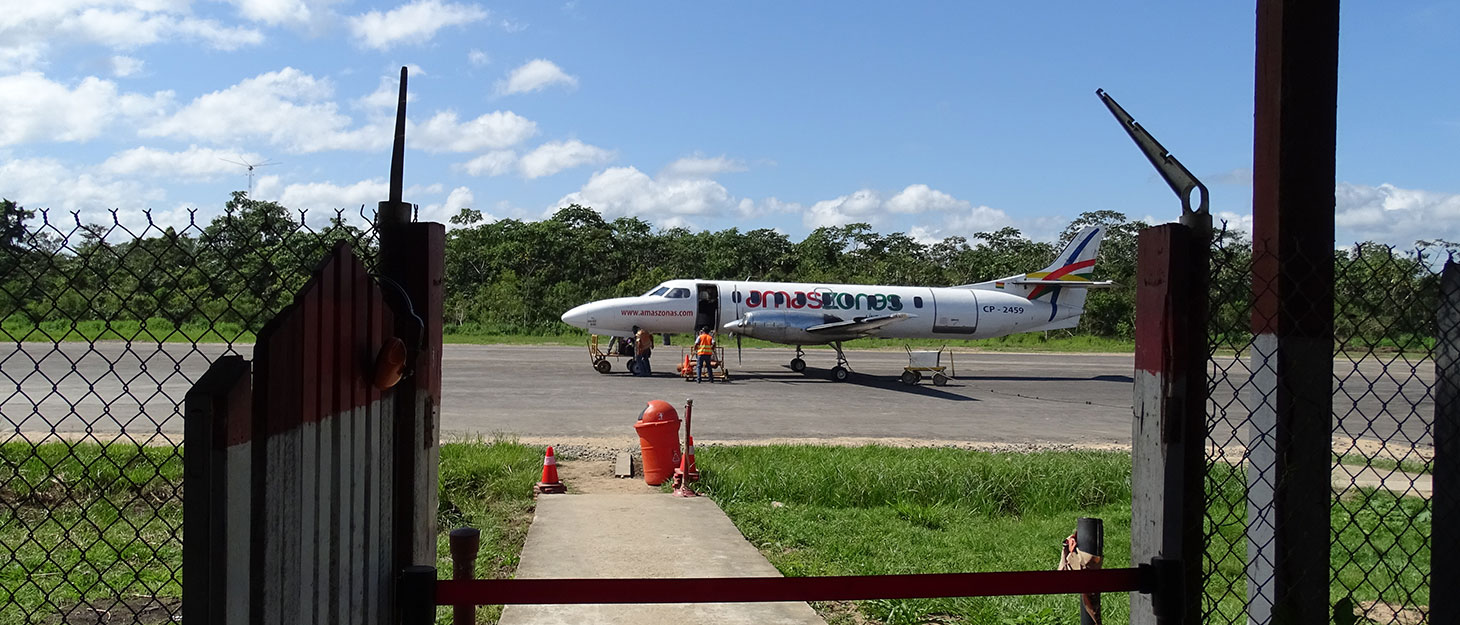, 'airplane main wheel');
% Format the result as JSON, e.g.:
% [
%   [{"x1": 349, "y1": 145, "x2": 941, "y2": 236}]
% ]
[
  {"x1": 594, "y1": 359, "x2": 612, "y2": 374},
  {"x1": 900, "y1": 370, "x2": 920, "y2": 385},
  {"x1": 626, "y1": 359, "x2": 640, "y2": 376},
  {"x1": 831, "y1": 366, "x2": 849, "y2": 382},
  {"x1": 790, "y1": 358, "x2": 806, "y2": 373},
  {"x1": 932, "y1": 373, "x2": 949, "y2": 386}
]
